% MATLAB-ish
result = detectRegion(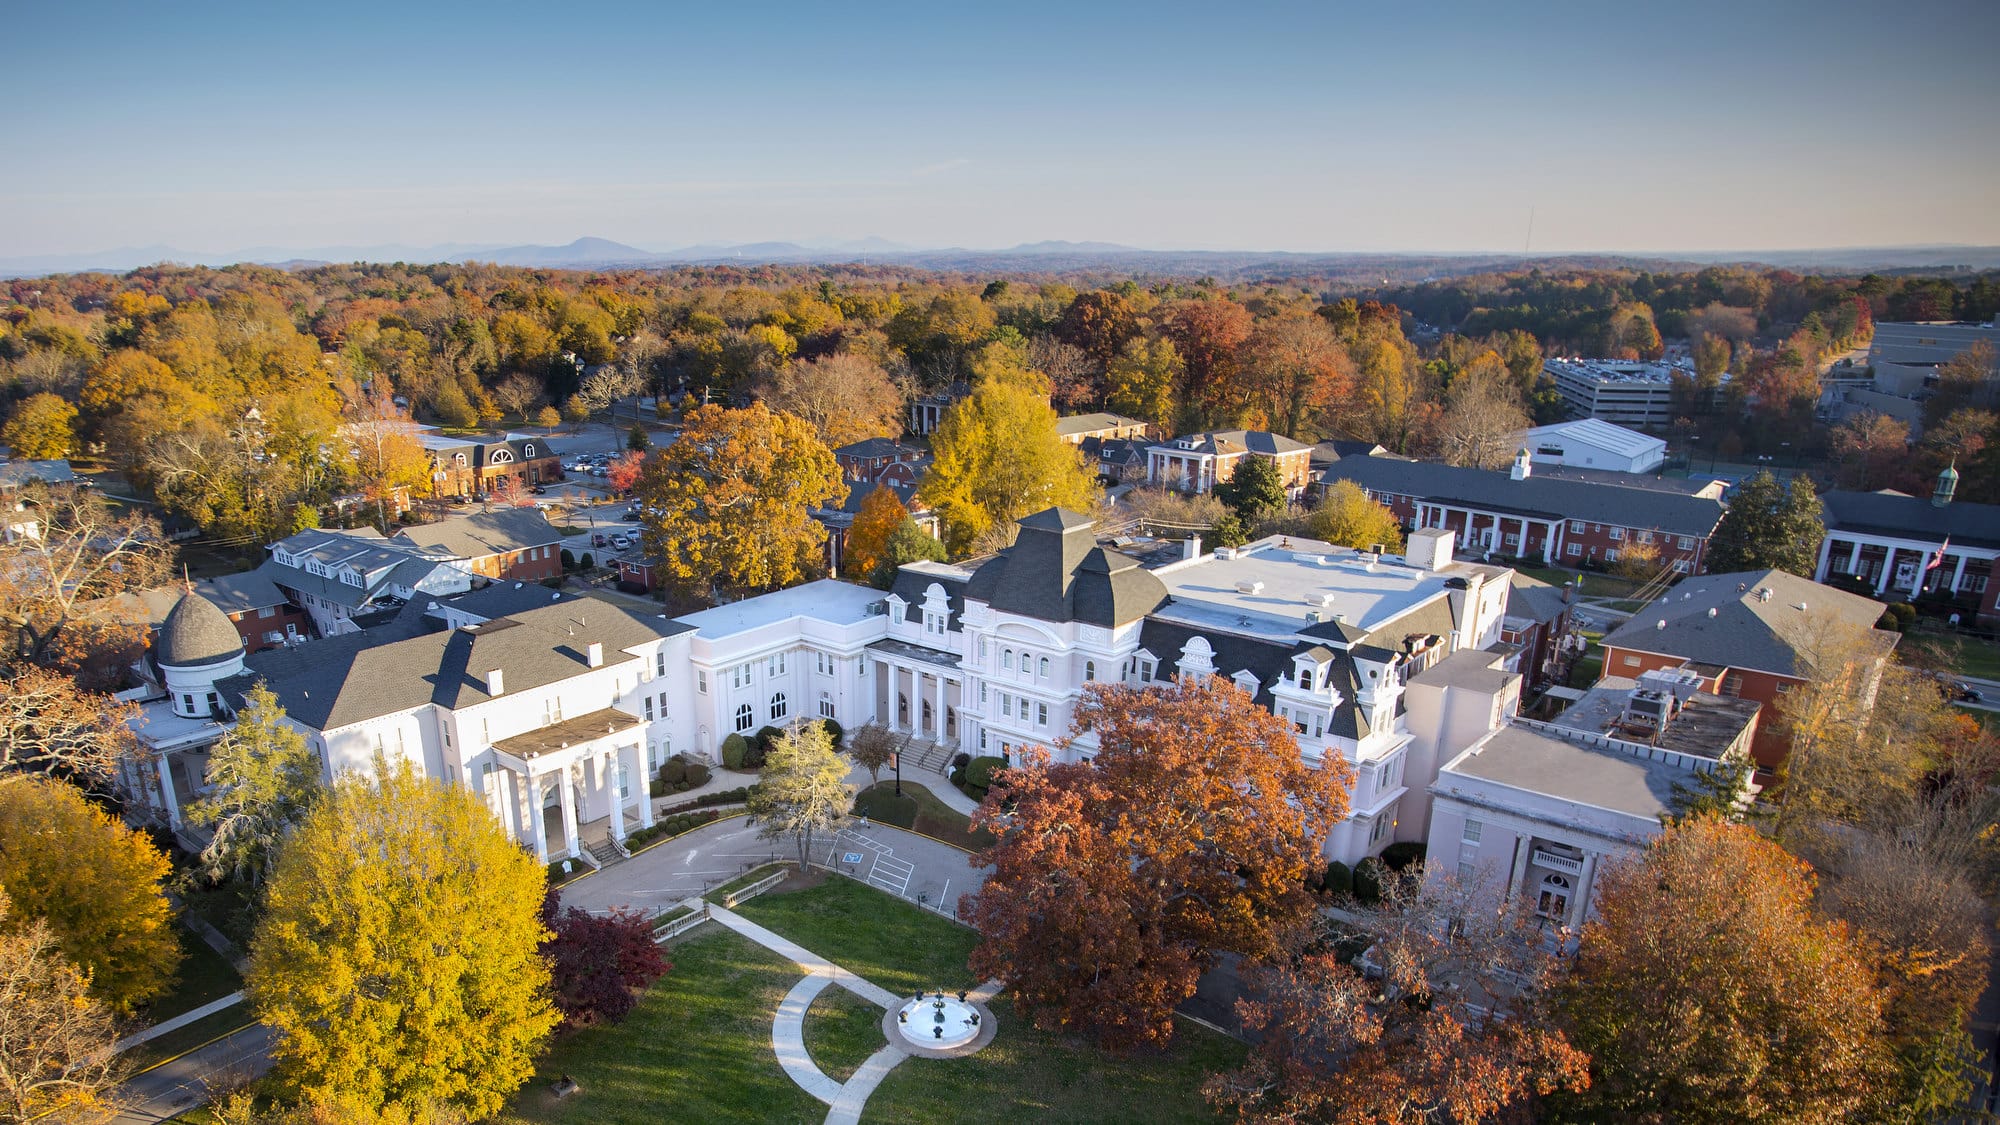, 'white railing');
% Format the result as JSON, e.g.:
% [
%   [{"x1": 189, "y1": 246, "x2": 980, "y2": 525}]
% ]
[
  {"x1": 718, "y1": 868, "x2": 787, "y2": 908},
  {"x1": 653, "y1": 906, "x2": 709, "y2": 942}
]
